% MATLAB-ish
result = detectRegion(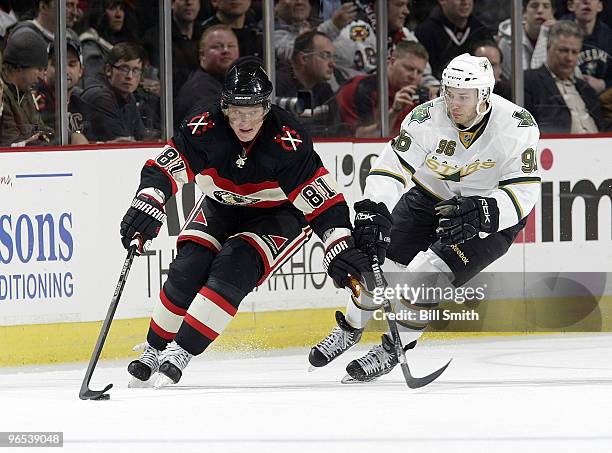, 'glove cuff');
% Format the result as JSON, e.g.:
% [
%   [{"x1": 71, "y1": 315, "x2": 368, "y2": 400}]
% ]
[
  {"x1": 137, "y1": 187, "x2": 166, "y2": 206},
  {"x1": 322, "y1": 227, "x2": 352, "y2": 250},
  {"x1": 322, "y1": 236, "x2": 354, "y2": 271}
]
